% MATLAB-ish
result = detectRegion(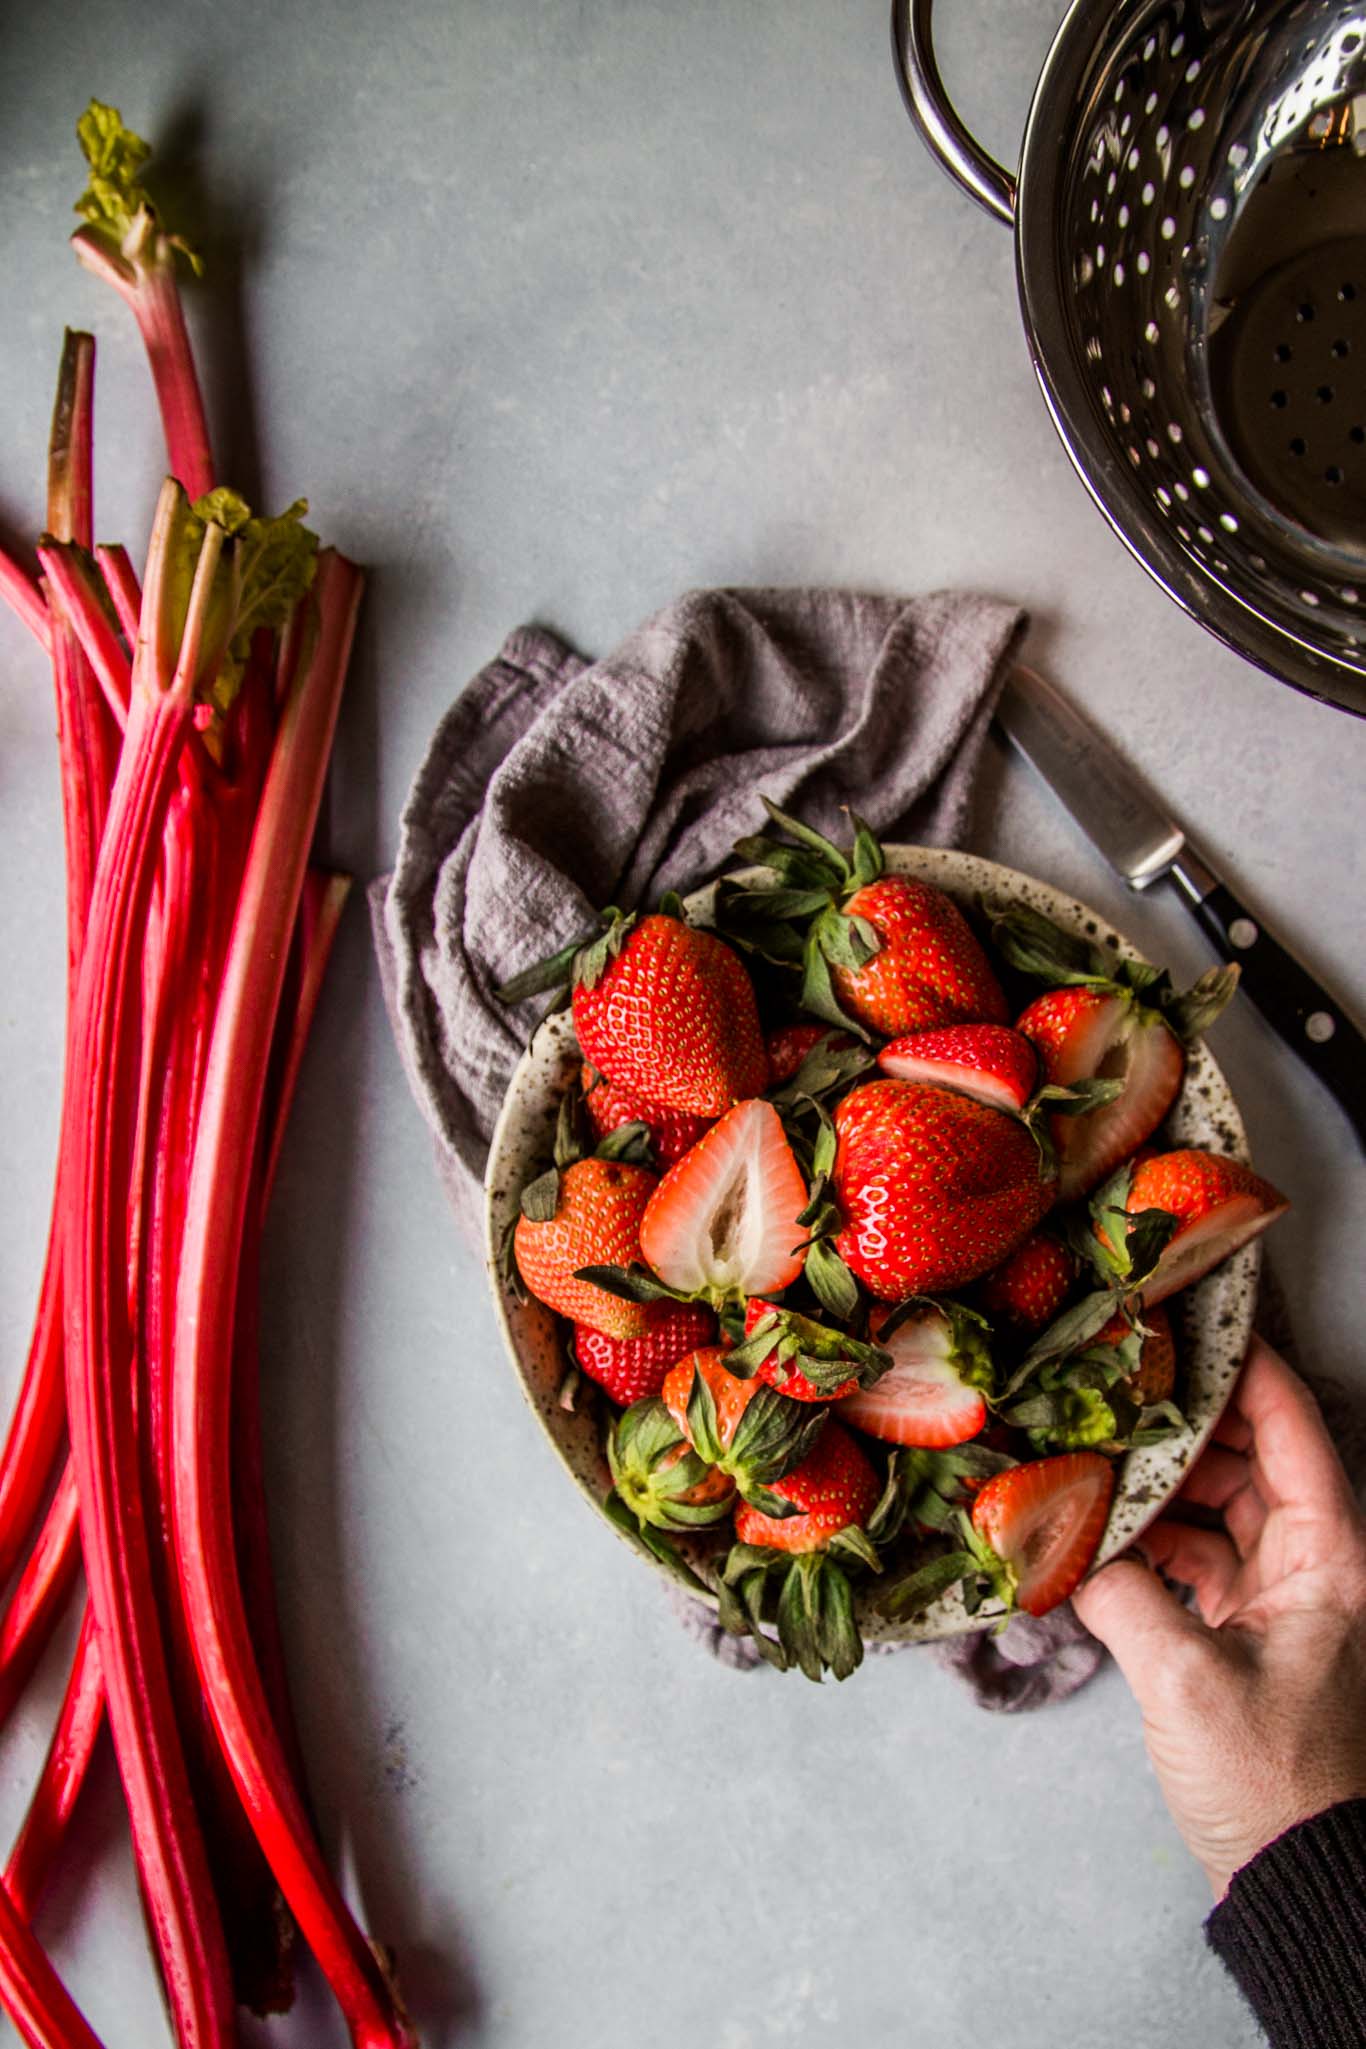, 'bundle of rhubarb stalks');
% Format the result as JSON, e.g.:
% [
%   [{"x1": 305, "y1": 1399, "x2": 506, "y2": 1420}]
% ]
[{"x1": 0, "y1": 106, "x2": 413, "y2": 2047}]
